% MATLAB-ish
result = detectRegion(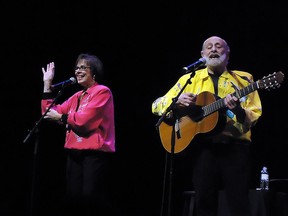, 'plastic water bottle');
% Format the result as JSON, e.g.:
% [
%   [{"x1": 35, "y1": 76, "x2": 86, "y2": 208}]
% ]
[{"x1": 260, "y1": 166, "x2": 269, "y2": 190}]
